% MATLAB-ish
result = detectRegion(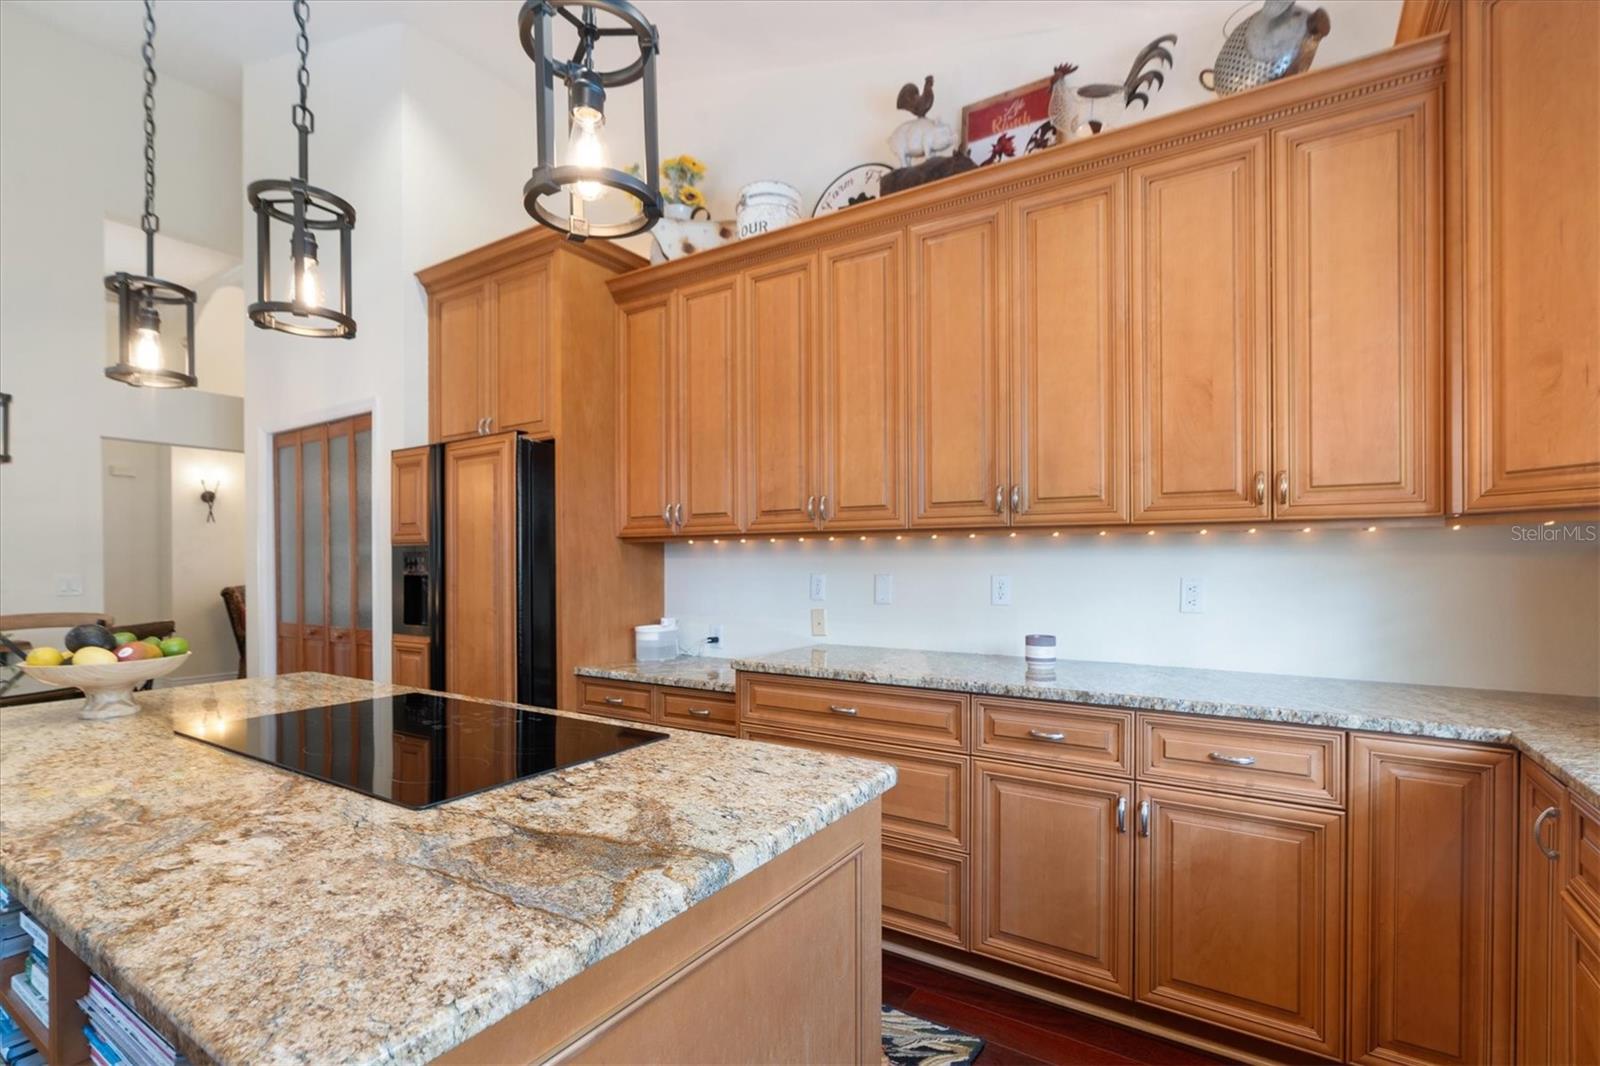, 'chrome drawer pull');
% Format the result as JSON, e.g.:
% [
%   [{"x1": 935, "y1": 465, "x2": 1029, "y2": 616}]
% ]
[
  {"x1": 1028, "y1": 729, "x2": 1066, "y2": 742},
  {"x1": 828, "y1": 705, "x2": 858, "y2": 716},
  {"x1": 602, "y1": 696, "x2": 626, "y2": 706},
  {"x1": 1533, "y1": 805, "x2": 1561, "y2": 861},
  {"x1": 1116, "y1": 796, "x2": 1128, "y2": 834},
  {"x1": 1138, "y1": 799, "x2": 1150, "y2": 837},
  {"x1": 1207, "y1": 751, "x2": 1257, "y2": 766},
  {"x1": 686, "y1": 707, "x2": 712, "y2": 718}
]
